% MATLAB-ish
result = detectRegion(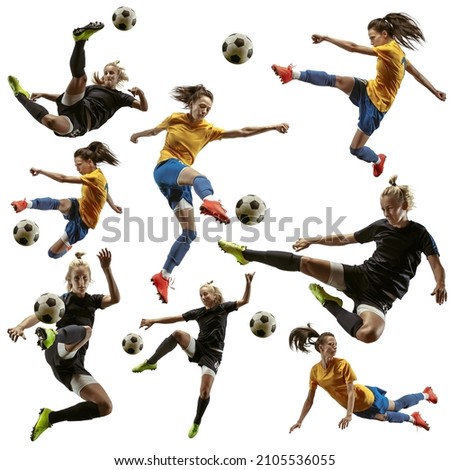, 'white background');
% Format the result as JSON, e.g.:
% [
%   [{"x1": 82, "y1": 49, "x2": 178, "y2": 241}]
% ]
[{"x1": 1, "y1": 0, "x2": 448, "y2": 468}]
